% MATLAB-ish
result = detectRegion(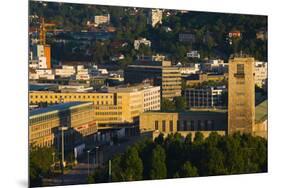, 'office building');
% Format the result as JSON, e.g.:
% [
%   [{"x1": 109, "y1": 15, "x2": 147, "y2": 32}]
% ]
[
  {"x1": 29, "y1": 102, "x2": 97, "y2": 149},
  {"x1": 140, "y1": 110, "x2": 227, "y2": 139},
  {"x1": 124, "y1": 56, "x2": 181, "y2": 99},
  {"x1": 228, "y1": 57, "x2": 255, "y2": 135},
  {"x1": 29, "y1": 84, "x2": 161, "y2": 125},
  {"x1": 184, "y1": 86, "x2": 226, "y2": 108}
]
